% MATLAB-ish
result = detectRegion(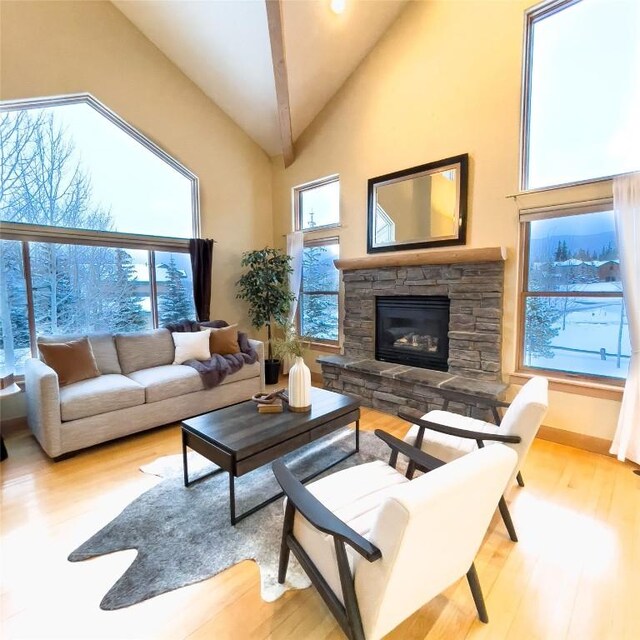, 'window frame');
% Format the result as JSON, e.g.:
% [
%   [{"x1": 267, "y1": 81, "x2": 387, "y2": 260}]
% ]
[
  {"x1": 516, "y1": 200, "x2": 626, "y2": 386},
  {"x1": 0, "y1": 92, "x2": 201, "y2": 238},
  {"x1": 293, "y1": 174, "x2": 340, "y2": 233},
  {"x1": 0, "y1": 93, "x2": 200, "y2": 374},
  {"x1": 293, "y1": 175, "x2": 342, "y2": 350},
  {"x1": 519, "y1": 0, "x2": 635, "y2": 193},
  {"x1": 298, "y1": 236, "x2": 341, "y2": 348}
]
